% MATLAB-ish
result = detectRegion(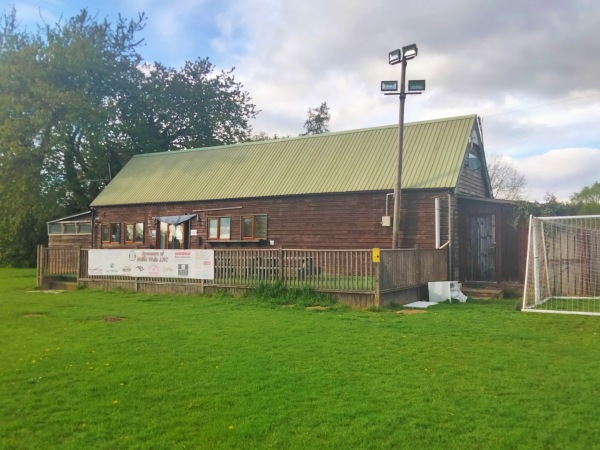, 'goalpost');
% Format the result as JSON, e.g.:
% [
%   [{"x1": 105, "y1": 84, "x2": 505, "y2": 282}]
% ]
[{"x1": 522, "y1": 215, "x2": 600, "y2": 316}]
